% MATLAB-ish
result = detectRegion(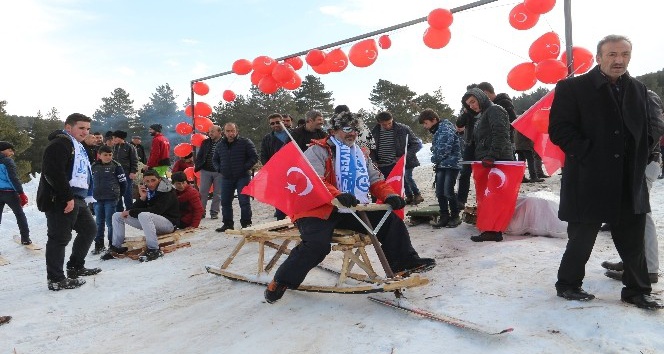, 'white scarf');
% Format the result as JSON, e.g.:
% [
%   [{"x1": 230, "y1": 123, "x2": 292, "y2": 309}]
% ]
[
  {"x1": 67, "y1": 132, "x2": 95, "y2": 203},
  {"x1": 331, "y1": 137, "x2": 370, "y2": 213}
]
